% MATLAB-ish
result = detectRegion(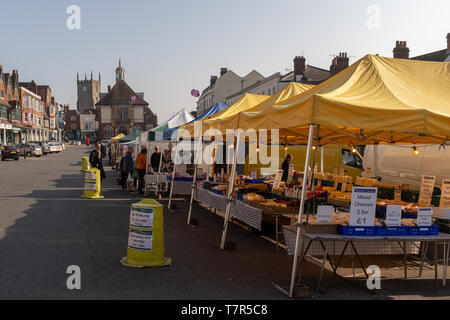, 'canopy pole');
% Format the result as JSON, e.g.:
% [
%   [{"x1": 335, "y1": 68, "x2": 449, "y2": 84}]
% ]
[
  {"x1": 168, "y1": 142, "x2": 179, "y2": 209},
  {"x1": 321, "y1": 146, "x2": 324, "y2": 173},
  {"x1": 289, "y1": 124, "x2": 315, "y2": 298},
  {"x1": 187, "y1": 164, "x2": 198, "y2": 225},
  {"x1": 155, "y1": 146, "x2": 164, "y2": 197},
  {"x1": 220, "y1": 133, "x2": 241, "y2": 250},
  {"x1": 284, "y1": 136, "x2": 288, "y2": 158},
  {"x1": 187, "y1": 138, "x2": 202, "y2": 225},
  {"x1": 144, "y1": 141, "x2": 149, "y2": 196}
]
